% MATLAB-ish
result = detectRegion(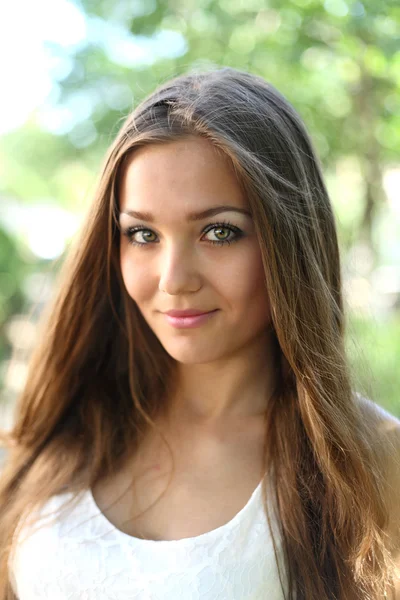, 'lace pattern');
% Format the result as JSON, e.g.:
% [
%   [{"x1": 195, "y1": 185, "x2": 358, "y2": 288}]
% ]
[{"x1": 10, "y1": 480, "x2": 288, "y2": 599}]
